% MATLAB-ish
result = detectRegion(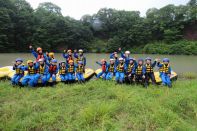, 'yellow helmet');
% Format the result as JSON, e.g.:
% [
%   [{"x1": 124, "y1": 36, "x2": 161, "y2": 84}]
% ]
[
  {"x1": 27, "y1": 60, "x2": 33, "y2": 64},
  {"x1": 49, "y1": 52, "x2": 54, "y2": 58},
  {"x1": 69, "y1": 60, "x2": 74, "y2": 63}
]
